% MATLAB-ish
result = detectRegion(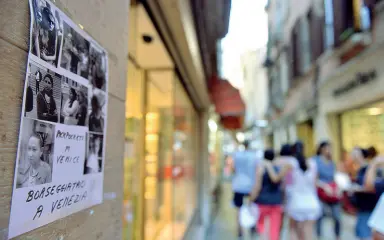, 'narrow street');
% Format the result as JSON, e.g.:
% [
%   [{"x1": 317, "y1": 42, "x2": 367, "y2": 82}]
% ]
[{"x1": 208, "y1": 183, "x2": 357, "y2": 240}]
